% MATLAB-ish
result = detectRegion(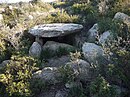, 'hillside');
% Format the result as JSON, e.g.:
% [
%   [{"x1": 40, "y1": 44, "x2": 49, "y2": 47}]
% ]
[{"x1": 0, "y1": 0, "x2": 130, "y2": 97}]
